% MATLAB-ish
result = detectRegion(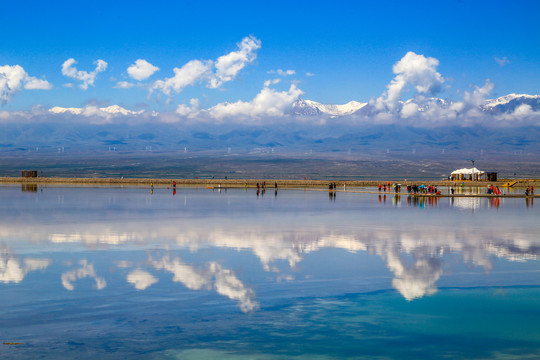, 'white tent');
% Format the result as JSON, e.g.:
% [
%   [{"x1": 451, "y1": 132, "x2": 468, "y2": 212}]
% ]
[{"x1": 450, "y1": 167, "x2": 485, "y2": 181}]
